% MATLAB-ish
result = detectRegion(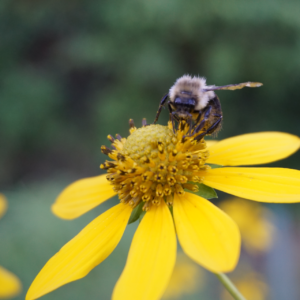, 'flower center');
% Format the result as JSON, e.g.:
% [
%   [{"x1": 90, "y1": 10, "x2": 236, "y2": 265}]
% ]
[{"x1": 101, "y1": 120, "x2": 210, "y2": 211}]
